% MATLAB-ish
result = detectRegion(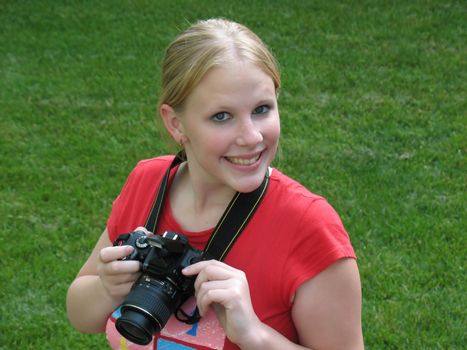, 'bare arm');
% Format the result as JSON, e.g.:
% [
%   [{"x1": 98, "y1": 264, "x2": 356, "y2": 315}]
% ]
[
  {"x1": 291, "y1": 258, "x2": 364, "y2": 349},
  {"x1": 184, "y1": 258, "x2": 363, "y2": 349},
  {"x1": 66, "y1": 228, "x2": 141, "y2": 333},
  {"x1": 249, "y1": 258, "x2": 363, "y2": 349}
]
